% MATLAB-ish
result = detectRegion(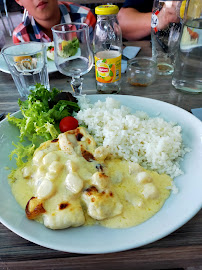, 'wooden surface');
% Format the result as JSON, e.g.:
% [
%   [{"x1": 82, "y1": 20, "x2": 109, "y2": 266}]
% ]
[{"x1": 0, "y1": 41, "x2": 202, "y2": 270}]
